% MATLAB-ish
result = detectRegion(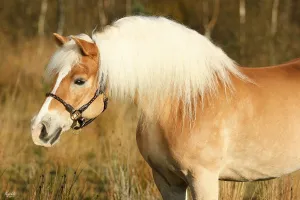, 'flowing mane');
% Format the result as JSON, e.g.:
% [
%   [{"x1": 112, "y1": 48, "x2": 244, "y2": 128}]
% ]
[
  {"x1": 93, "y1": 16, "x2": 247, "y2": 114},
  {"x1": 46, "y1": 16, "x2": 248, "y2": 117}
]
